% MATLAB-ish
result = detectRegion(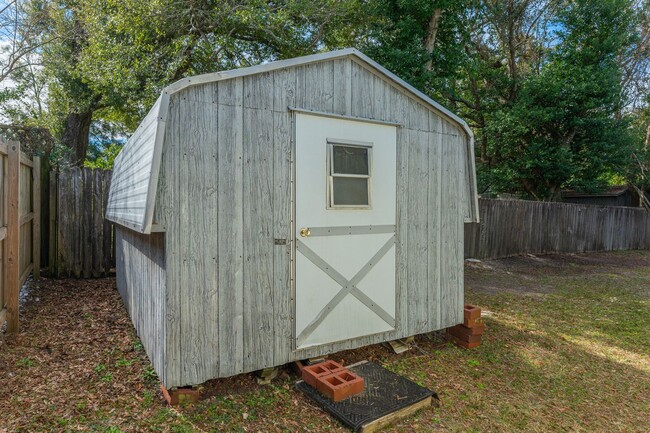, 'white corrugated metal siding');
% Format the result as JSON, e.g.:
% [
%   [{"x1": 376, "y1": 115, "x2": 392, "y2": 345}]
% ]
[{"x1": 106, "y1": 95, "x2": 166, "y2": 233}]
